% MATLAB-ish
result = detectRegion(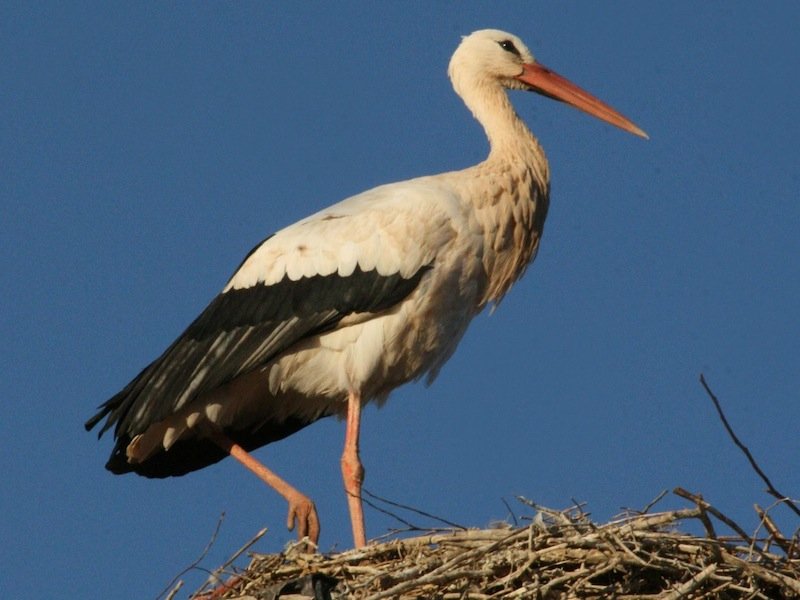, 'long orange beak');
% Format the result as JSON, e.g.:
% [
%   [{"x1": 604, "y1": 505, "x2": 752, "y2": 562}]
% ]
[{"x1": 517, "y1": 62, "x2": 648, "y2": 139}]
